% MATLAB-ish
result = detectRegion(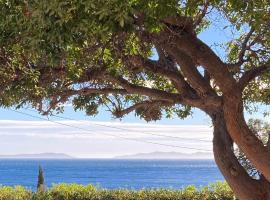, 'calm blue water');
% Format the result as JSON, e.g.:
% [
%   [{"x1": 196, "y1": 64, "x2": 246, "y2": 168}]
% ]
[{"x1": 0, "y1": 159, "x2": 224, "y2": 190}]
